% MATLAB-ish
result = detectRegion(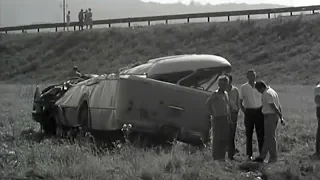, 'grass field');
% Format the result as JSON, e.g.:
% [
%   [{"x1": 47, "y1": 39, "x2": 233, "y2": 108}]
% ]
[{"x1": 1, "y1": 84, "x2": 320, "y2": 180}]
